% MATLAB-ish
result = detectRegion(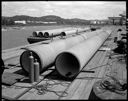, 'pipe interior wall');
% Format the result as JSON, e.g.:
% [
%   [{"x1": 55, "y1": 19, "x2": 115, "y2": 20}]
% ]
[
  {"x1": 32, "y1": 31, "x2": 40, "y2": 37},
  {"x1": 38, "y1": 32, "x2": 44, "y2": 37}
]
